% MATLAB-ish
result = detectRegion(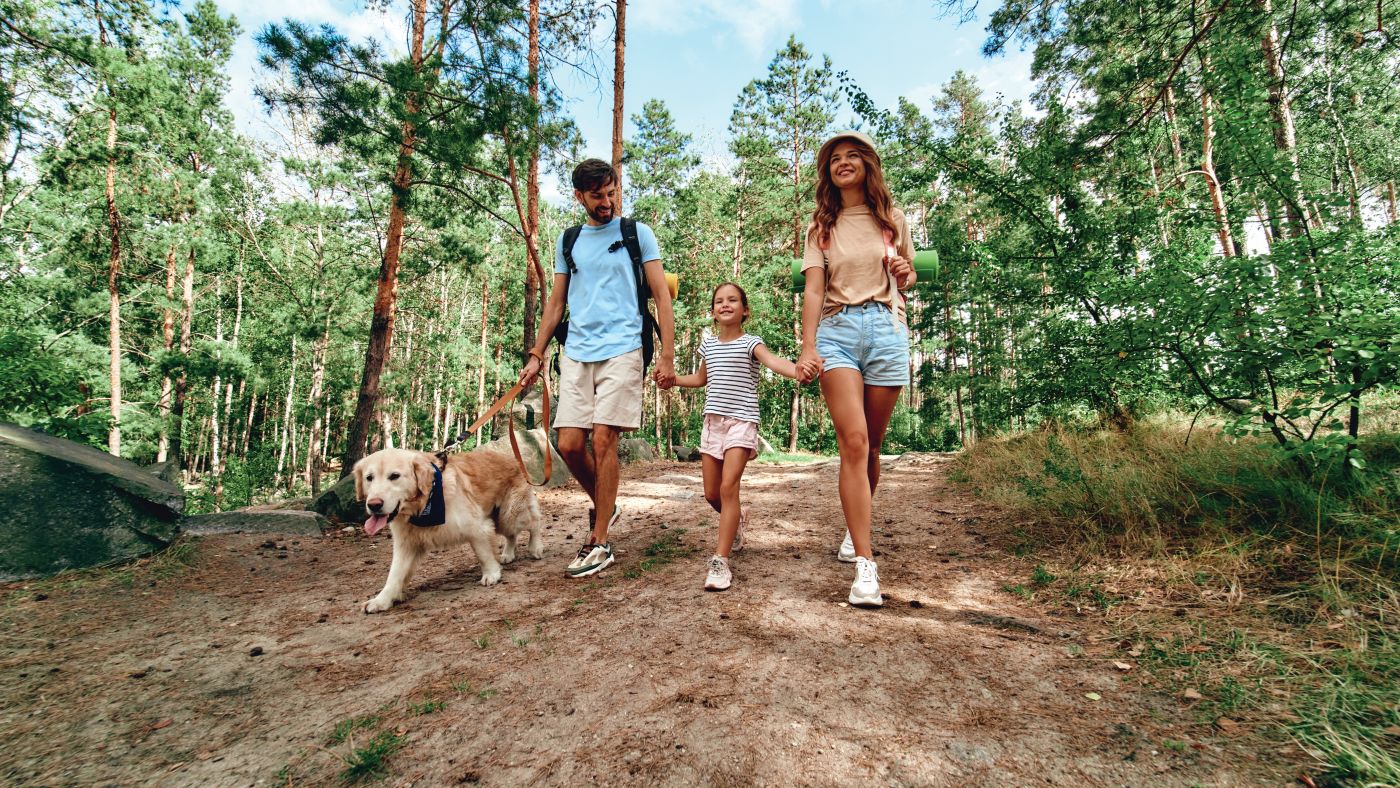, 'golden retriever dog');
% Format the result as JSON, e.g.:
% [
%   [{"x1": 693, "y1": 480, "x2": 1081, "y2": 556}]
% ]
[{"x1": 353, "y1": 447, "x2": 543, "y2": 613}]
